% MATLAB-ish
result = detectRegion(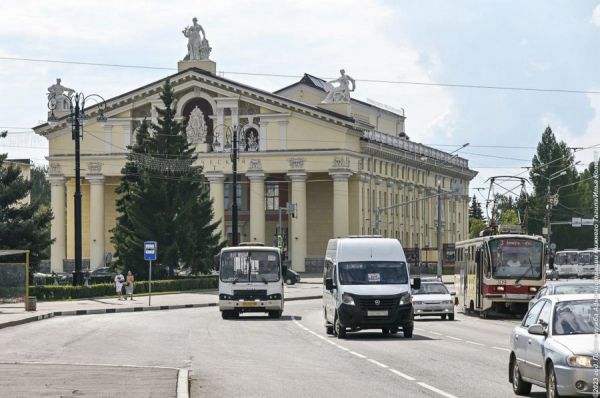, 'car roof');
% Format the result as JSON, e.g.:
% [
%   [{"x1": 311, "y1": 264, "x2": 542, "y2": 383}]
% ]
[
  {"x1": 544, "y1": 280, "x2": 594, "y2": 287},
  {"x1": 541, "y1": 293, "x2": 596, "y2": 303}
]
